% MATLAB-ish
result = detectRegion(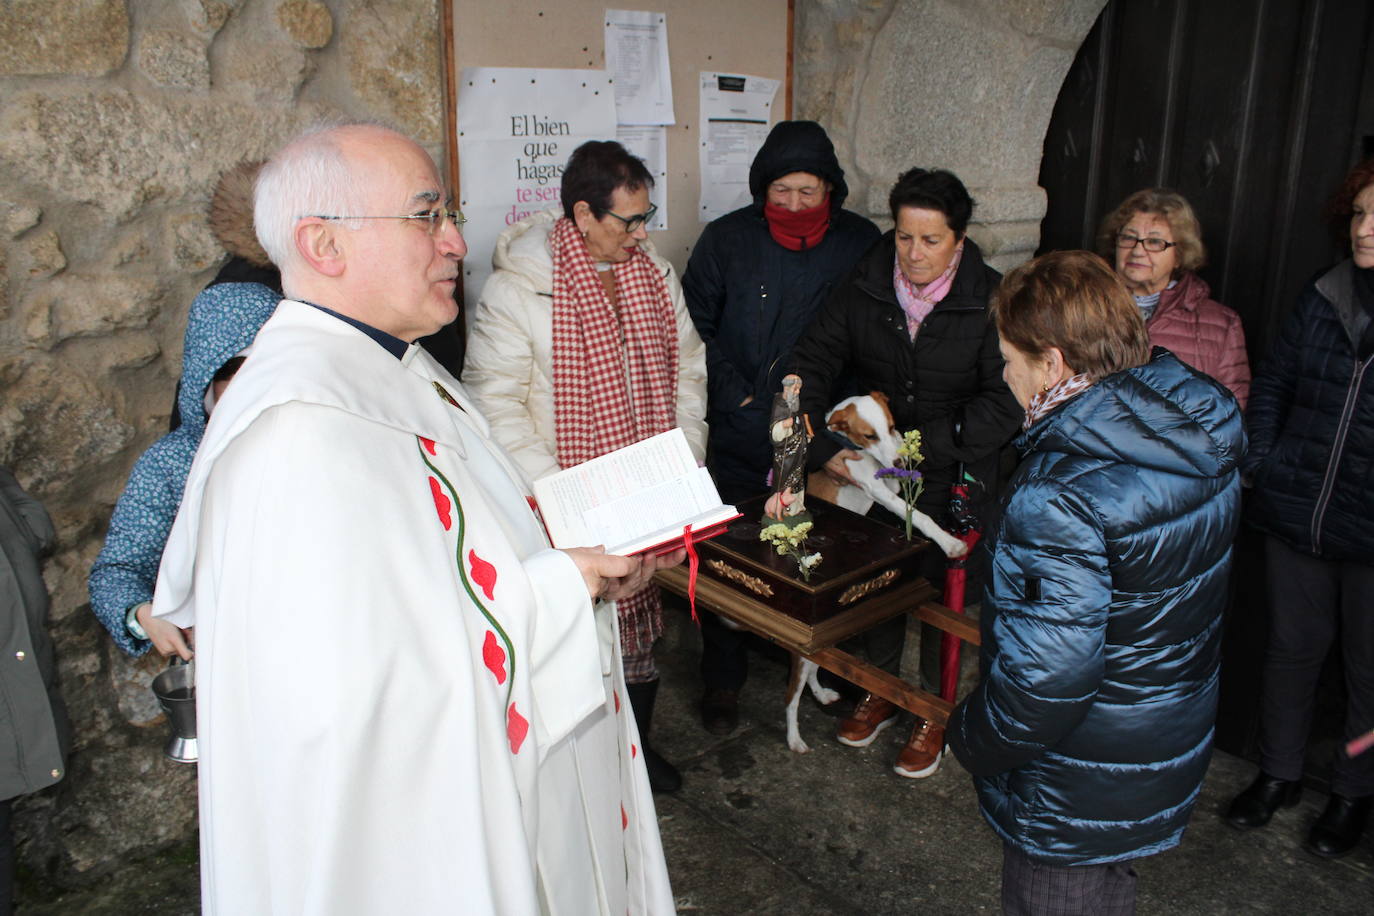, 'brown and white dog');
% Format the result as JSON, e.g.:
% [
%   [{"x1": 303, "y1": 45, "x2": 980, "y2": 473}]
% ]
[{"x1": 782, "y1": 392, "x2": 968, "y2": 753}]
